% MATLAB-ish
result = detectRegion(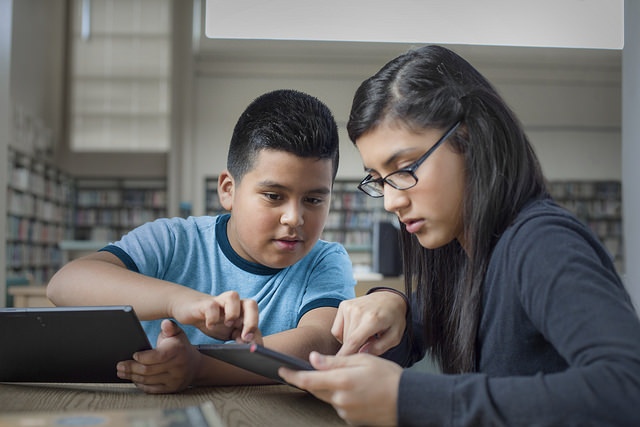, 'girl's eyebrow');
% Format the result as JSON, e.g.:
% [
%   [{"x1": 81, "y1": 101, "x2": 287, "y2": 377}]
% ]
[{"x1": 364, "y1": 147, "x2": 421, "y2": 173}]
